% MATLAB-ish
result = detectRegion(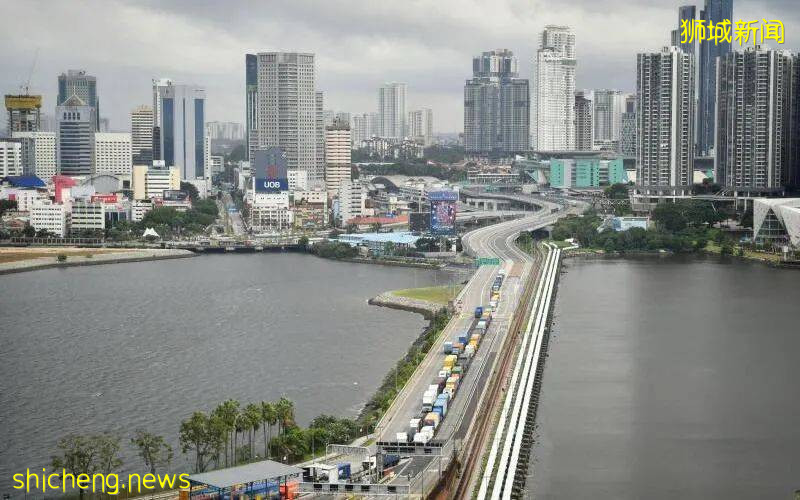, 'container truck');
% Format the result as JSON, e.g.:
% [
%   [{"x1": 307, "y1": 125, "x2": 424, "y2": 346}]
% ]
[
  {"x1": 458, "y1": 334, "x2": 468, "y2": 345},
  {"x1": 422, "y1": 392, "x2": 436, "y2": 412},
  {"x1": 474, "y1": 306, "x2": 483, "y2": 318},
  {"x1": 413, "y1": 431, "x2": 430, "y2": 445},
  {"x1": 396, "y1": 432, "x2": 409, "y2": 442},
  {"x1": 476, "y1": 320, "x2": 487, "y2": 332},
  {"x1": 452, "y1": 365, "x2": 463, "y2": 375},
  {"x1": 383, "y1": 455, "x2": 400, "y2": 468},
  {"x1": 424, "y1": 412, "x2": 441, "y2": 429},
  {"x1": 428, "y1": 383, "x2": 441, "y2": 395},
  {"x1": 409, "y1": 418, "x2": 421, "y2": 435}
]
